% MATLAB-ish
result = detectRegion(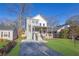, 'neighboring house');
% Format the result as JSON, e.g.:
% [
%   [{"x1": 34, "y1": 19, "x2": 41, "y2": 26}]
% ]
[
  {"x1": 57, "y1": 25, "x2": 70, "y2": 33},
  {"x1": 52, "y1": 24, "x2": 70, "y2": 38},
  {"x1": 0, "y1": 24, "x2": 18, "y2": 40}
]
